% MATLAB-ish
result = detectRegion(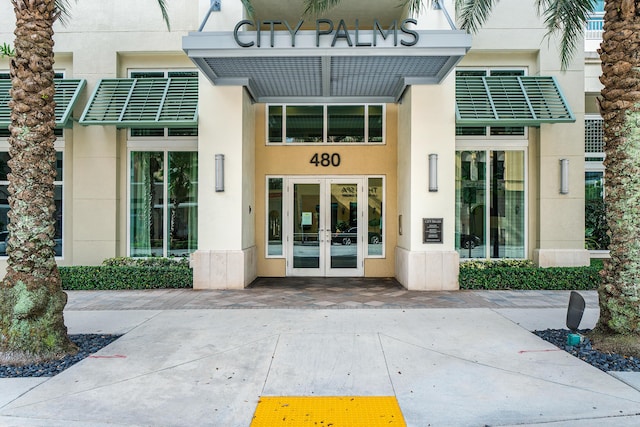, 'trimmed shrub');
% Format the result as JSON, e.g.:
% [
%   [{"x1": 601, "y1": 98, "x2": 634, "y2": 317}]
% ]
[
  {"x1": 60, "y1": 265, "x2": 192, "y2": 290},
  {"x1": 101, "y1": 257, "x2": 190, "y2": 268},
  {"x1": 459, "y1": 260, "x2": 601, "y2": 290}
]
